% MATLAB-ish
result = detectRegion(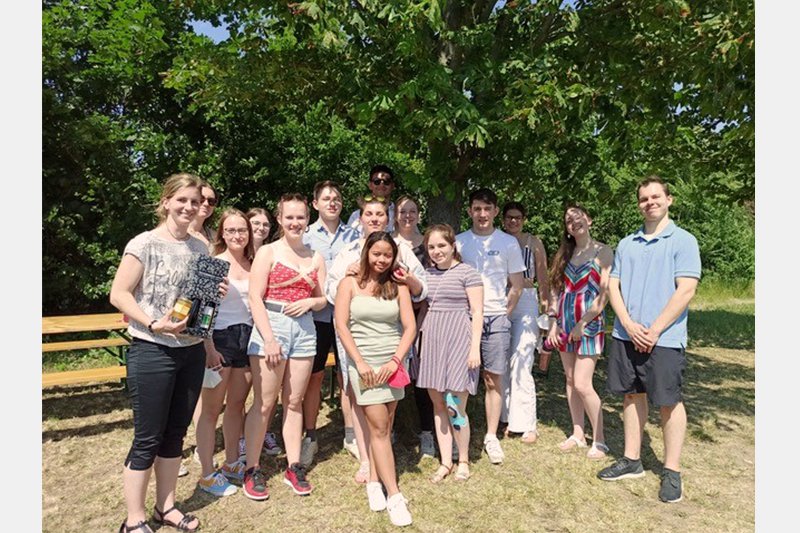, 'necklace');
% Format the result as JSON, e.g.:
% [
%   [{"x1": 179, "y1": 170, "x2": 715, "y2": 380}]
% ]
[{"x1": 165, "y1": 224, "x2": 189, "y2": 242}]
